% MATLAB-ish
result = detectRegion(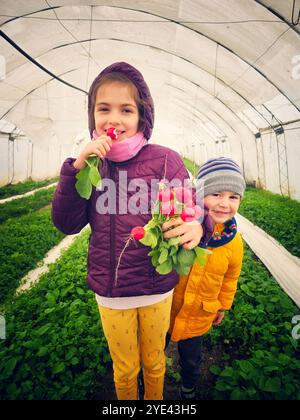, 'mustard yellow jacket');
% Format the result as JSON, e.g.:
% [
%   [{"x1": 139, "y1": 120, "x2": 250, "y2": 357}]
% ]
[{"x1": 169, "y1": 223, "x2": 243, "y2": 342}]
